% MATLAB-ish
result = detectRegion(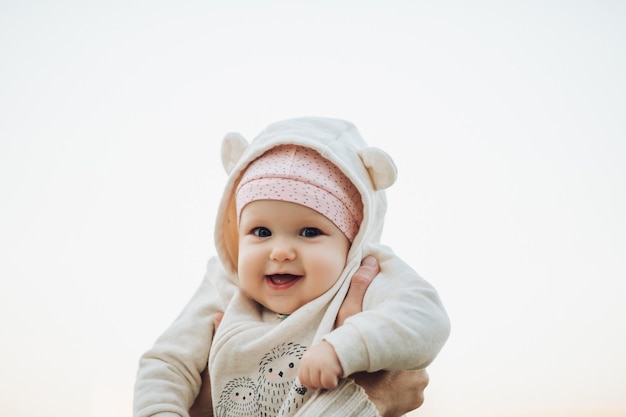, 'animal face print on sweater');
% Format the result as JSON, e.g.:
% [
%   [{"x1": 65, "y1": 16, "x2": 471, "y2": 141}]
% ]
[
  {"x1": 214, "y1": 377, "x2": 258, "y2": 417},
  {"x1": 216, "y1": 342, "x2": 310, "y2": 417}
]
